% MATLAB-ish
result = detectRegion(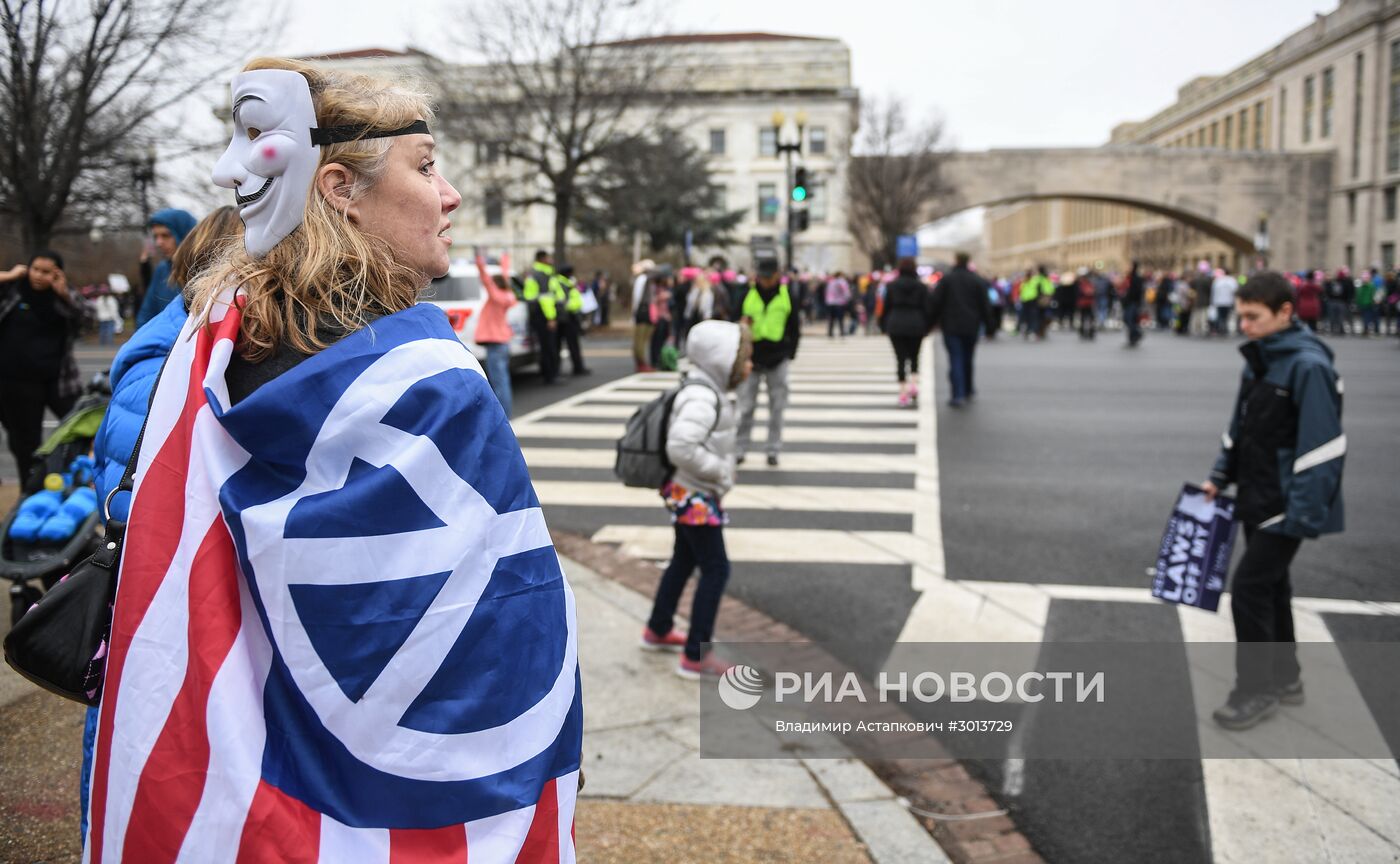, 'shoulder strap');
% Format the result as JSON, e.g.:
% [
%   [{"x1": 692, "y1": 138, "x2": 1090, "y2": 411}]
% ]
[{"x1": 95, "y1": 352, "x2": 172, "y2": 568}]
